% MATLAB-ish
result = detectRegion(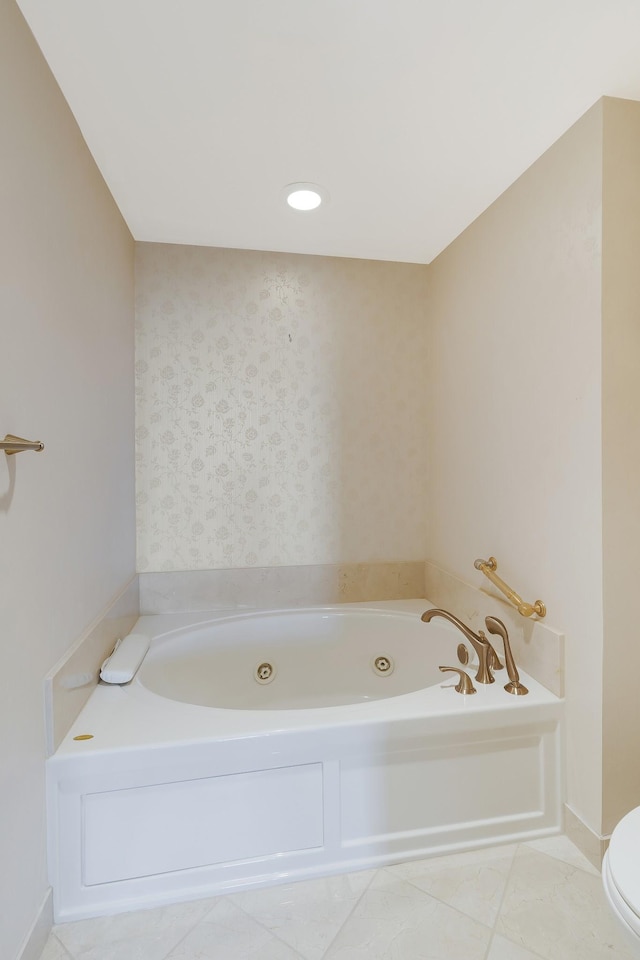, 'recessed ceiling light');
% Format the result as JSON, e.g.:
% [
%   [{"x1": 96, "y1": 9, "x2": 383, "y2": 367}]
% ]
[{"x1": 284, "y1": 182, "x2": 328, "y2": 211}]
